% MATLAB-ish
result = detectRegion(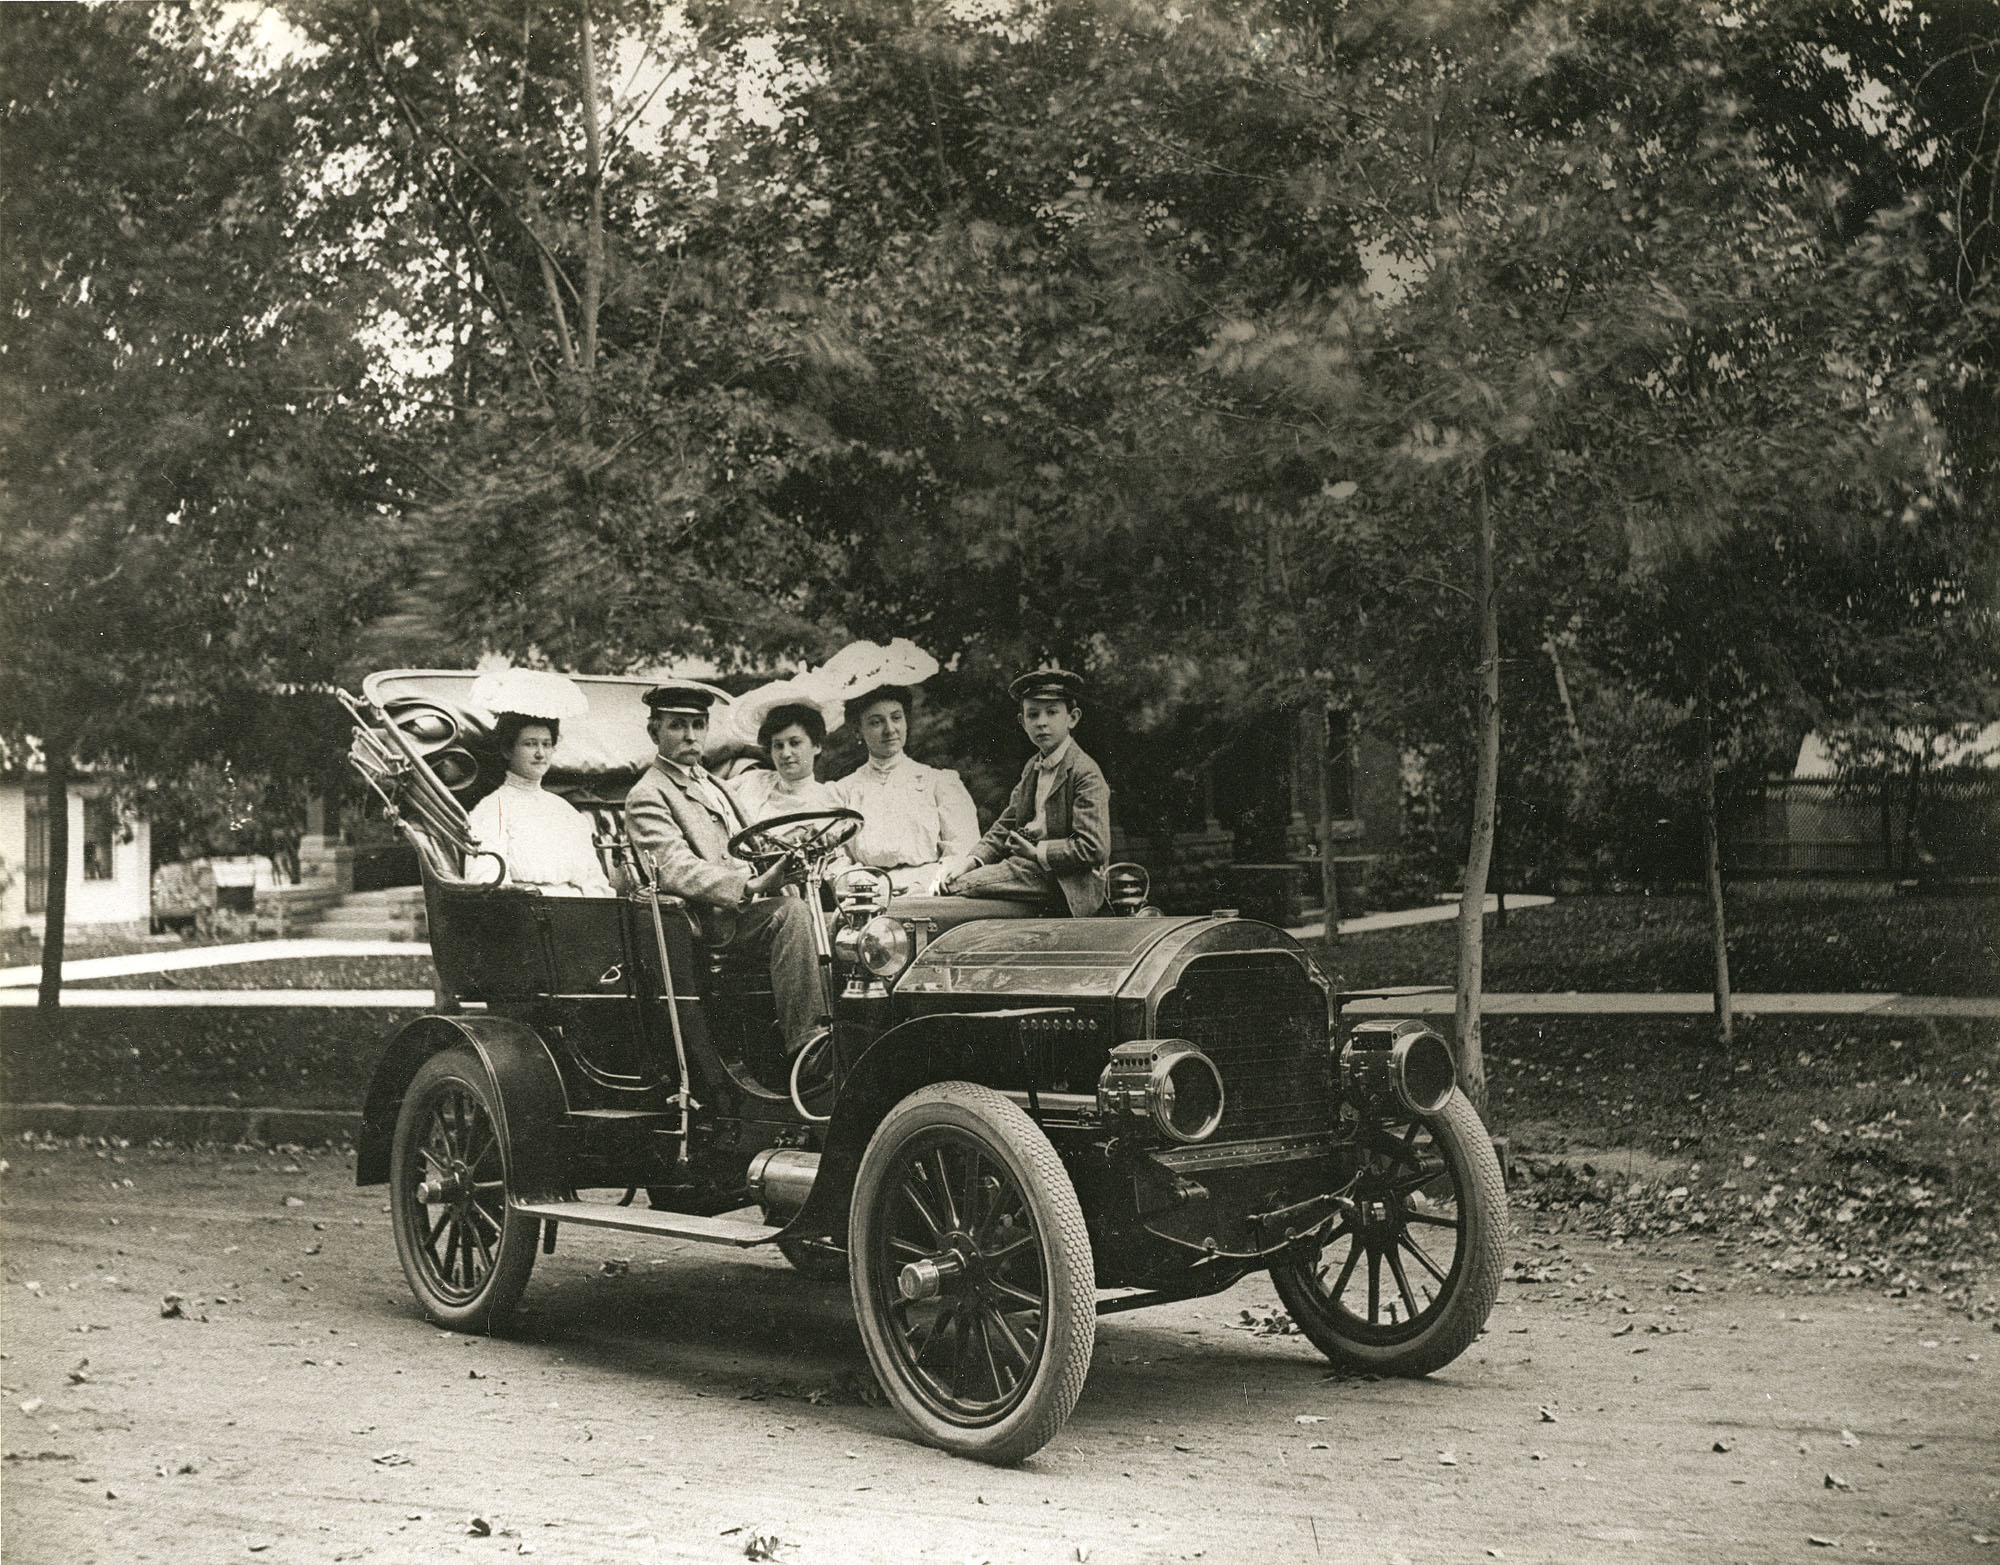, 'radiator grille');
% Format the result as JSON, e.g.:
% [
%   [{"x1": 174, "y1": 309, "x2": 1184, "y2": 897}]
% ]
[{"x1": 1154, "y1": 952, "x2": 1331, "y2": 1141}]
